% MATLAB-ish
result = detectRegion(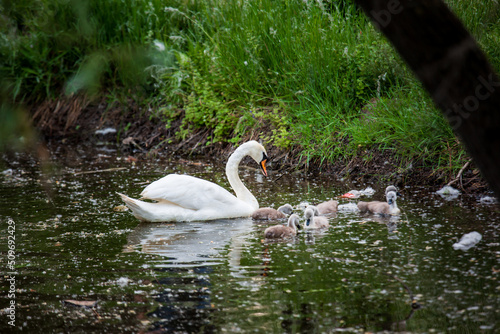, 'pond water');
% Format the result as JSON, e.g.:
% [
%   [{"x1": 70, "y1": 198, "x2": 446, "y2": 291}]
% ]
[{"x1": 1, "y1": 143, "x2": 499, "y2": 333}]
